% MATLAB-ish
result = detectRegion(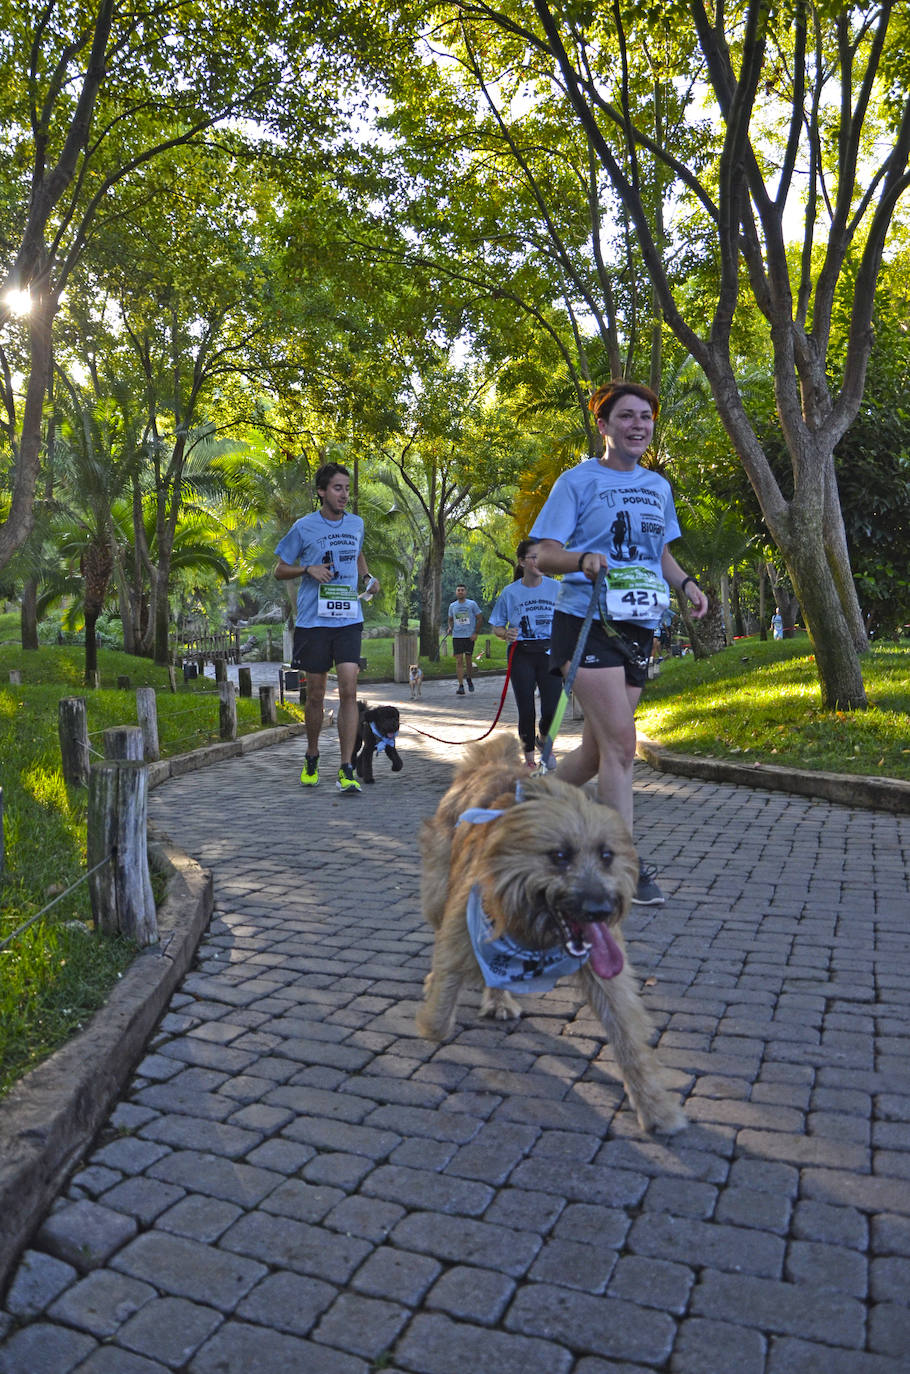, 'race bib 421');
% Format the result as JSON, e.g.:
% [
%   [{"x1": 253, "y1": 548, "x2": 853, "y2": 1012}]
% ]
[{"x1": 602, "y1": 567, "x2": 670, "y2": 621}]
